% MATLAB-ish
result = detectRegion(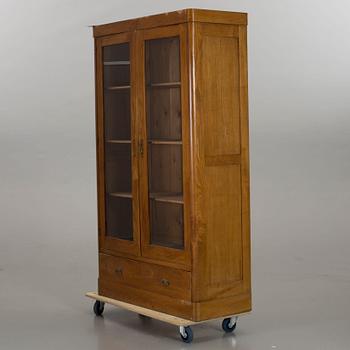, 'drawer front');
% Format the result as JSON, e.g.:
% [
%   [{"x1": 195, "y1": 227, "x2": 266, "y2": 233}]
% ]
[{"x1": 99, "y1": 254, "x2": 191, "y2": 300}]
